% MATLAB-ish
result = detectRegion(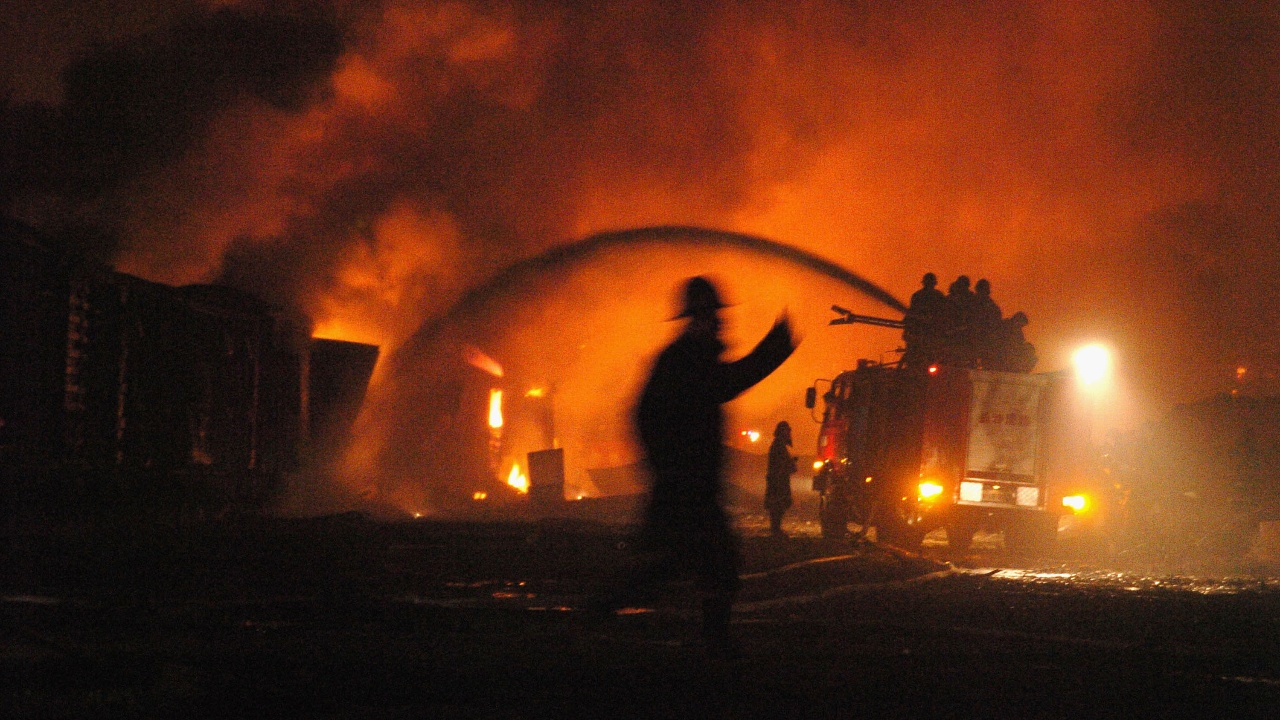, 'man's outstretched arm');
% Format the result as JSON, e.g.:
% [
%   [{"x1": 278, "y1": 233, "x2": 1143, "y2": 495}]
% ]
[{"x1": 711, "y1": 313, "x2": 797, "y2": 403}]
